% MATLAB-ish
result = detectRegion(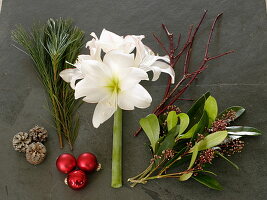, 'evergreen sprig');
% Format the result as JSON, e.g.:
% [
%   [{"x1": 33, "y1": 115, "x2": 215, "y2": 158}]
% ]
[{"x1": 11, "y1": 18, "x2": 84, "y2": 150}]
